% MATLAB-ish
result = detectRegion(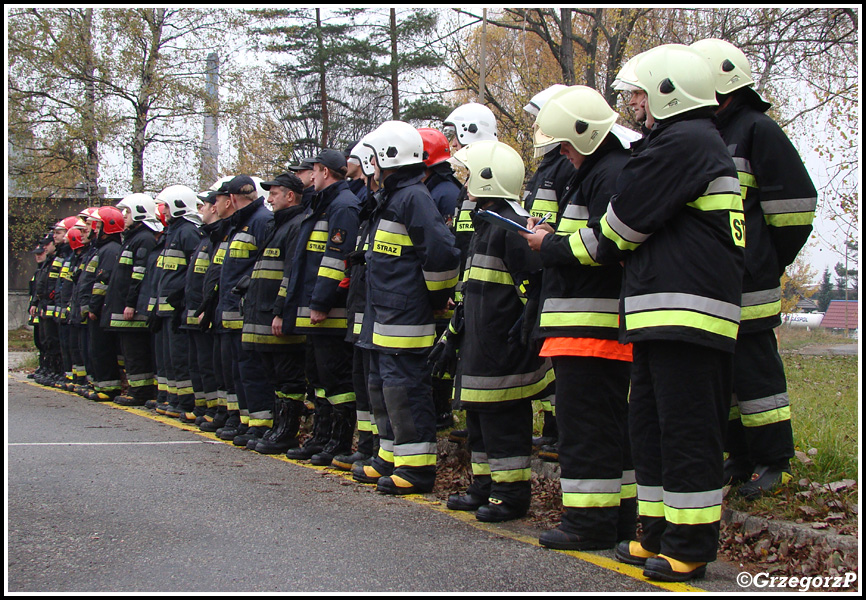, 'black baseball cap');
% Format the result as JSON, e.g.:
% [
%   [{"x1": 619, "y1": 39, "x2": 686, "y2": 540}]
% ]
[
  {"x1": 288, "y1": 158, "x2": 316, "y2": 172},
  {"x1": 261, "y1": 172, "x2": 304, "y2": 194},
  {"x1": 199, "y1": 190, "x2": 219, "y2": 204},
  {"x1": 223, "y1": 174, "x2": 256, "y2": 195},
  {"x1": 311, "y1": 149, "x2": 347, "y2": 175}
]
